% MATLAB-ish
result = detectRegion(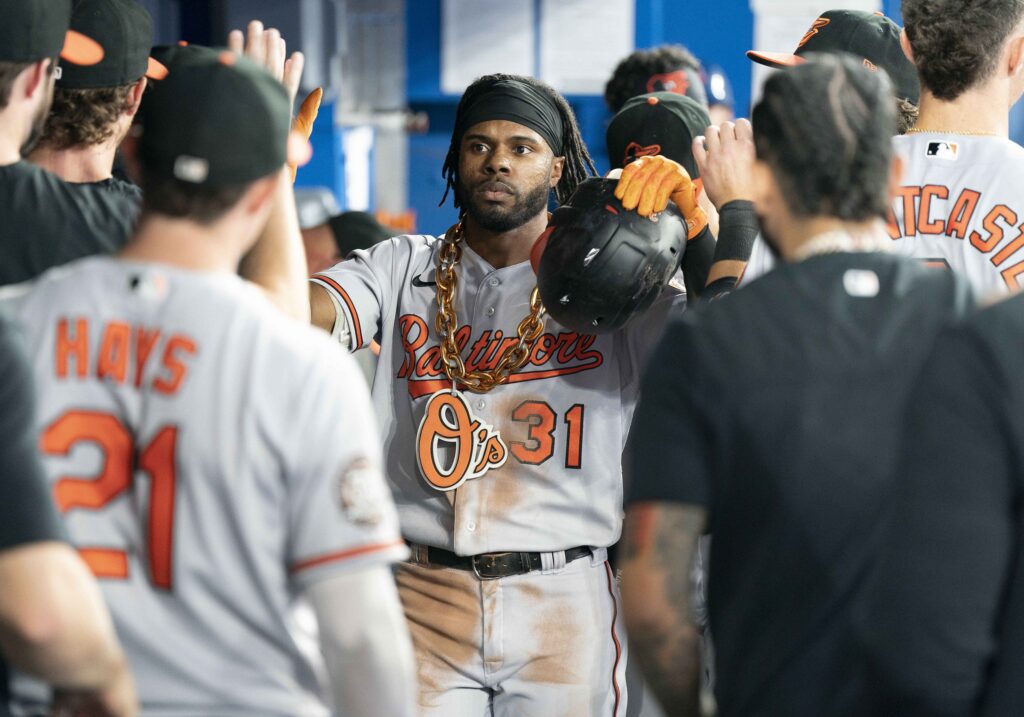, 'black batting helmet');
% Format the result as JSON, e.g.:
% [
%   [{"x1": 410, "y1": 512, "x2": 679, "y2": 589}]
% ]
[{"x1": 530, "y1": 177, "x2": 685, "y2": 334}]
